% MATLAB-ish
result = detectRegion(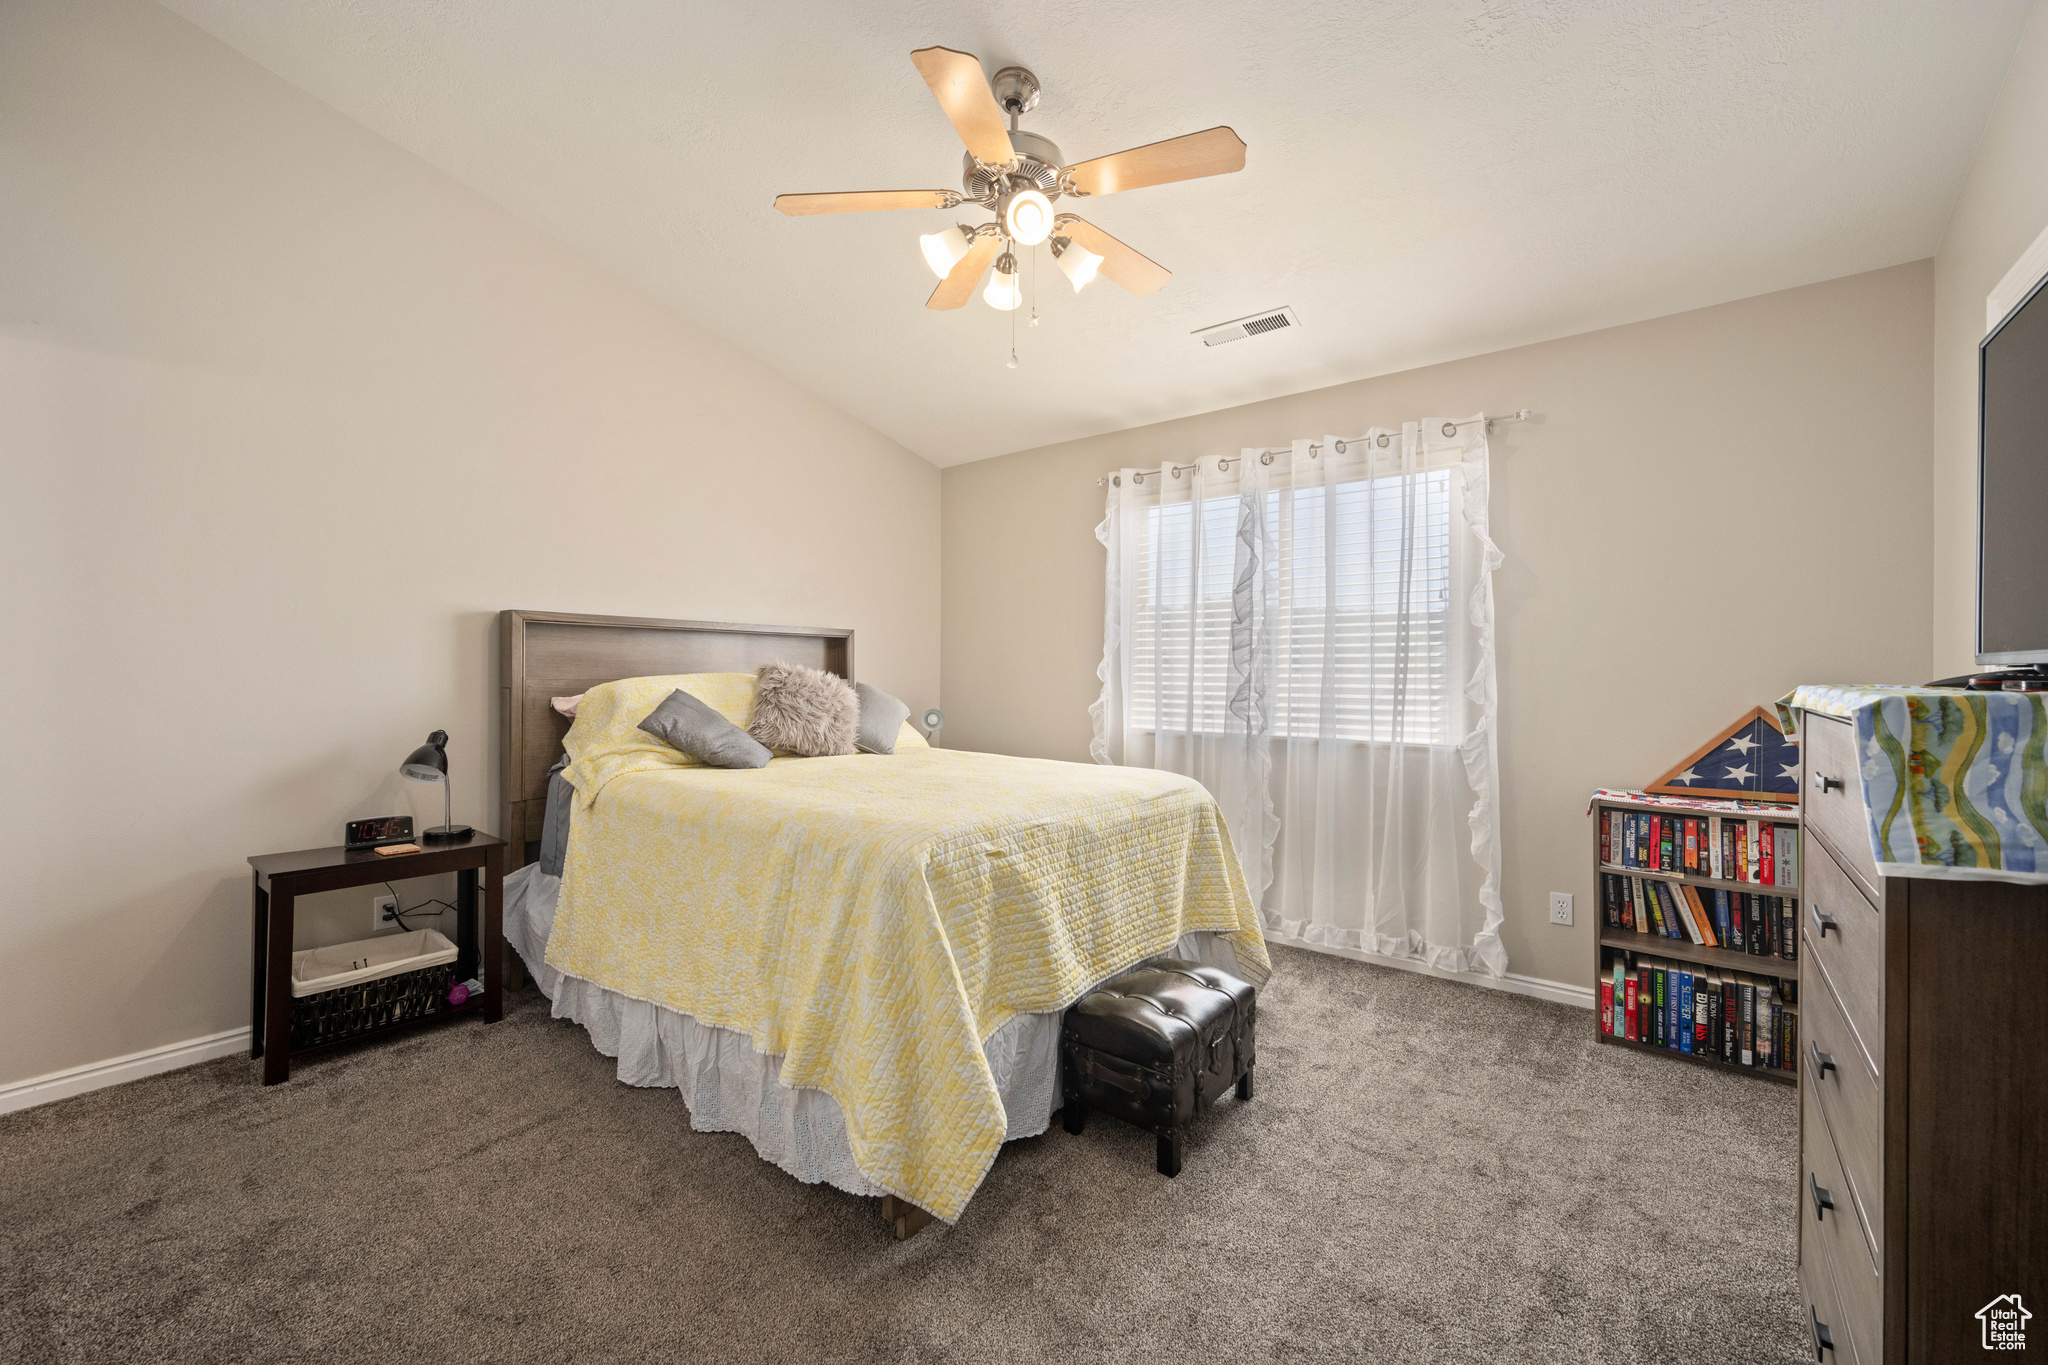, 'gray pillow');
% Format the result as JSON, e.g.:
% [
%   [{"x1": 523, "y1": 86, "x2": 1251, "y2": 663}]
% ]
[
  {"x1": 540, "y1": 751, "x2": 574, "y2": 877},
  {"x1": 852, "y1": 682, "x2": 910, "y2": 755},
  {"x1": 639, "y1": 689, "x2": 772, "y2": 769},
  {"x1": 749, "y1": 662, "x2": 859, "y2": 757}
]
